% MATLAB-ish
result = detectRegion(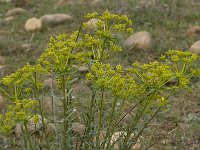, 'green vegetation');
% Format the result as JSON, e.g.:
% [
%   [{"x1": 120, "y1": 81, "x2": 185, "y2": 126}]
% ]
[
  {"x1": 0, "y1": 10, "x2": 199, "y2": 149},
  {"x1": 0, "y1": 0, "x2": 200, "y2": 149}
]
